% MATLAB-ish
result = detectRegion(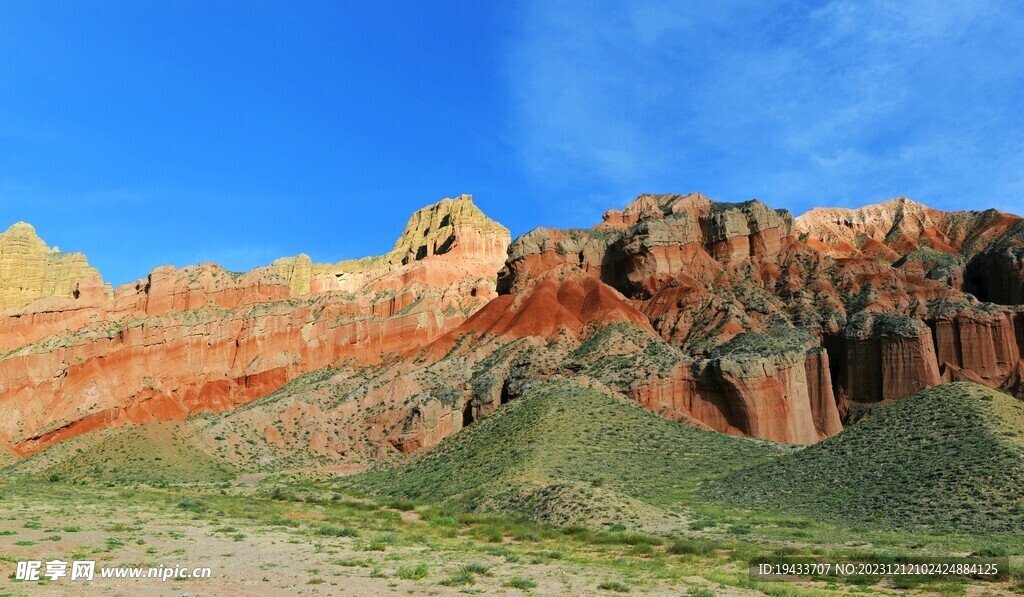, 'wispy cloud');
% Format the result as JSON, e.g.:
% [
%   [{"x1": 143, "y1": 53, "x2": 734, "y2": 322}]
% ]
[{"x1": 507, "y1": 0, "x2": 1024, "y2": 216}]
